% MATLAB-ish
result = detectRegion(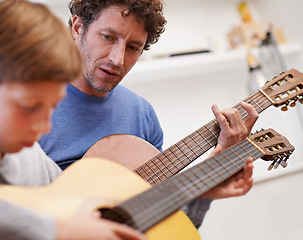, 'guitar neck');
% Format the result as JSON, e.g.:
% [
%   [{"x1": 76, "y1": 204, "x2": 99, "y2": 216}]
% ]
[
  {"x1": 135, "y1": 91, "x2": 272, "y2": 185},
  {"x1": 120, "y1": 138, "x2": 263, "y2": 232}
]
